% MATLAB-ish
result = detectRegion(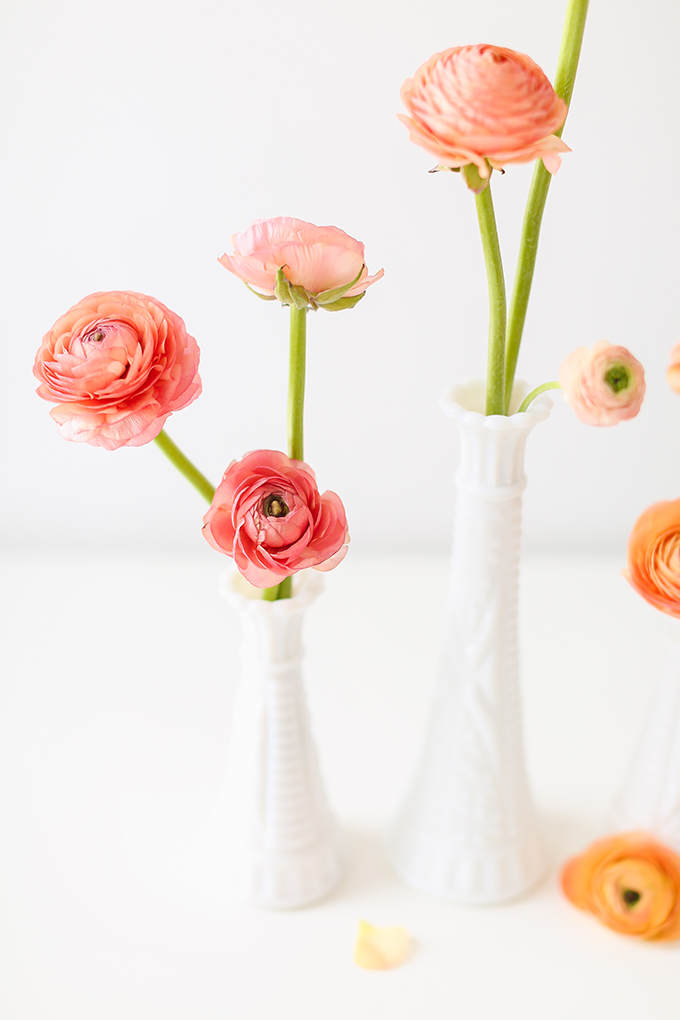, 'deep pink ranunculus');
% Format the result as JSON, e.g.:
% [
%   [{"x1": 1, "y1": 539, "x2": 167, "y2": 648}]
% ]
[
  {"x1": 399, "y1": 44, "x2": 570, "y2": 179},
  {"x1": 558, "y1": 341, "x2": 646, "y2": 426},
  {"x1": 218, "y1": 217, "x2": 384, "y2": 309},
  {"x1": 202, "y1": 449, "x2": 349, "y2": 587},
  {"x1": 34, "y1": 291, "x2": 202, "y2": 450}
]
